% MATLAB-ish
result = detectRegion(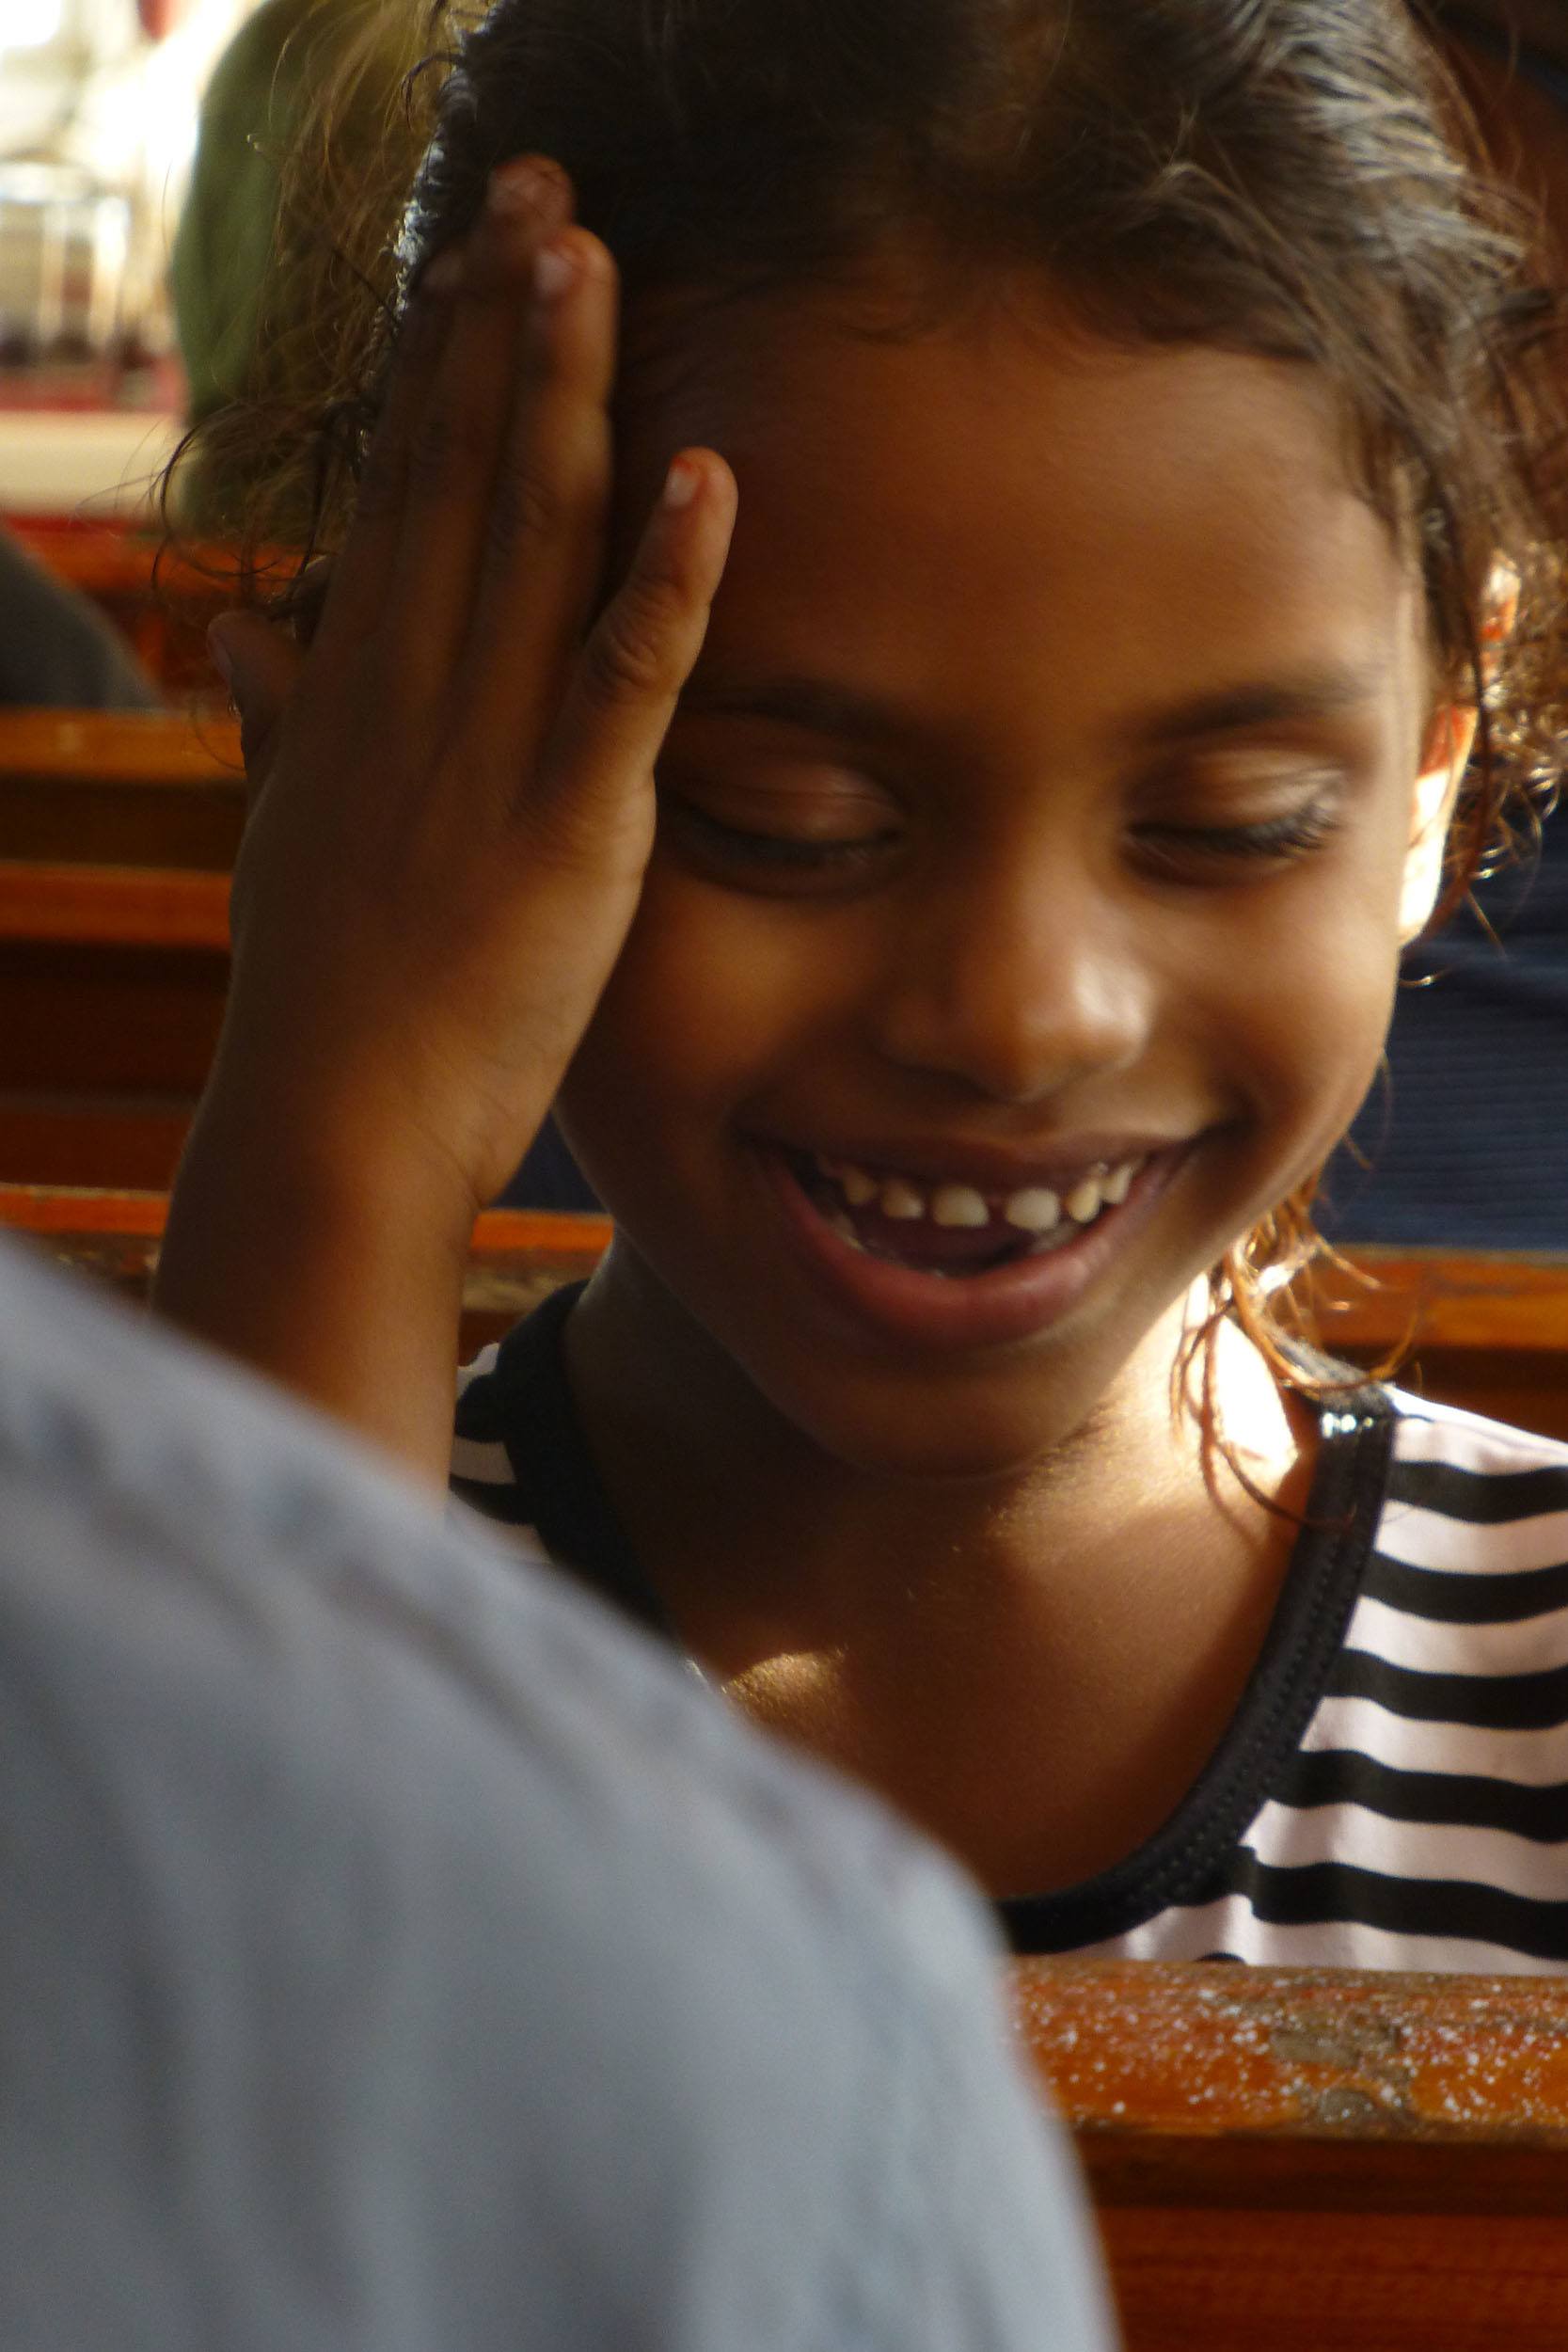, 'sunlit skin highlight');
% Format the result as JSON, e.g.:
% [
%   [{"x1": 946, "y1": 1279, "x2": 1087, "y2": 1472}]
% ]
[{"x1": 541, "y1": 273, "x2": 1472, "y2": 1892}]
